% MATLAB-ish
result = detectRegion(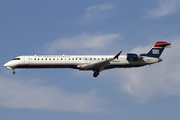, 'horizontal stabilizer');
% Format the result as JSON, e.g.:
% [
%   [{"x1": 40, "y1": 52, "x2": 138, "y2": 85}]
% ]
[{"x1": 154, "y1": 41, "x2": 171, "y2": 48}]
